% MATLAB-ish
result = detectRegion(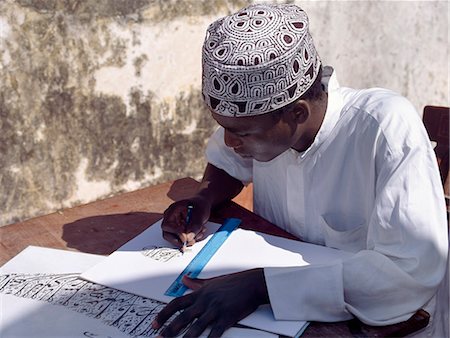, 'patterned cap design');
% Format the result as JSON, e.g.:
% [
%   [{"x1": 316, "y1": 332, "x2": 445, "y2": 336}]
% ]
[{"x1": 202, "y1": 3, "x2": 321, "y2": 117}]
